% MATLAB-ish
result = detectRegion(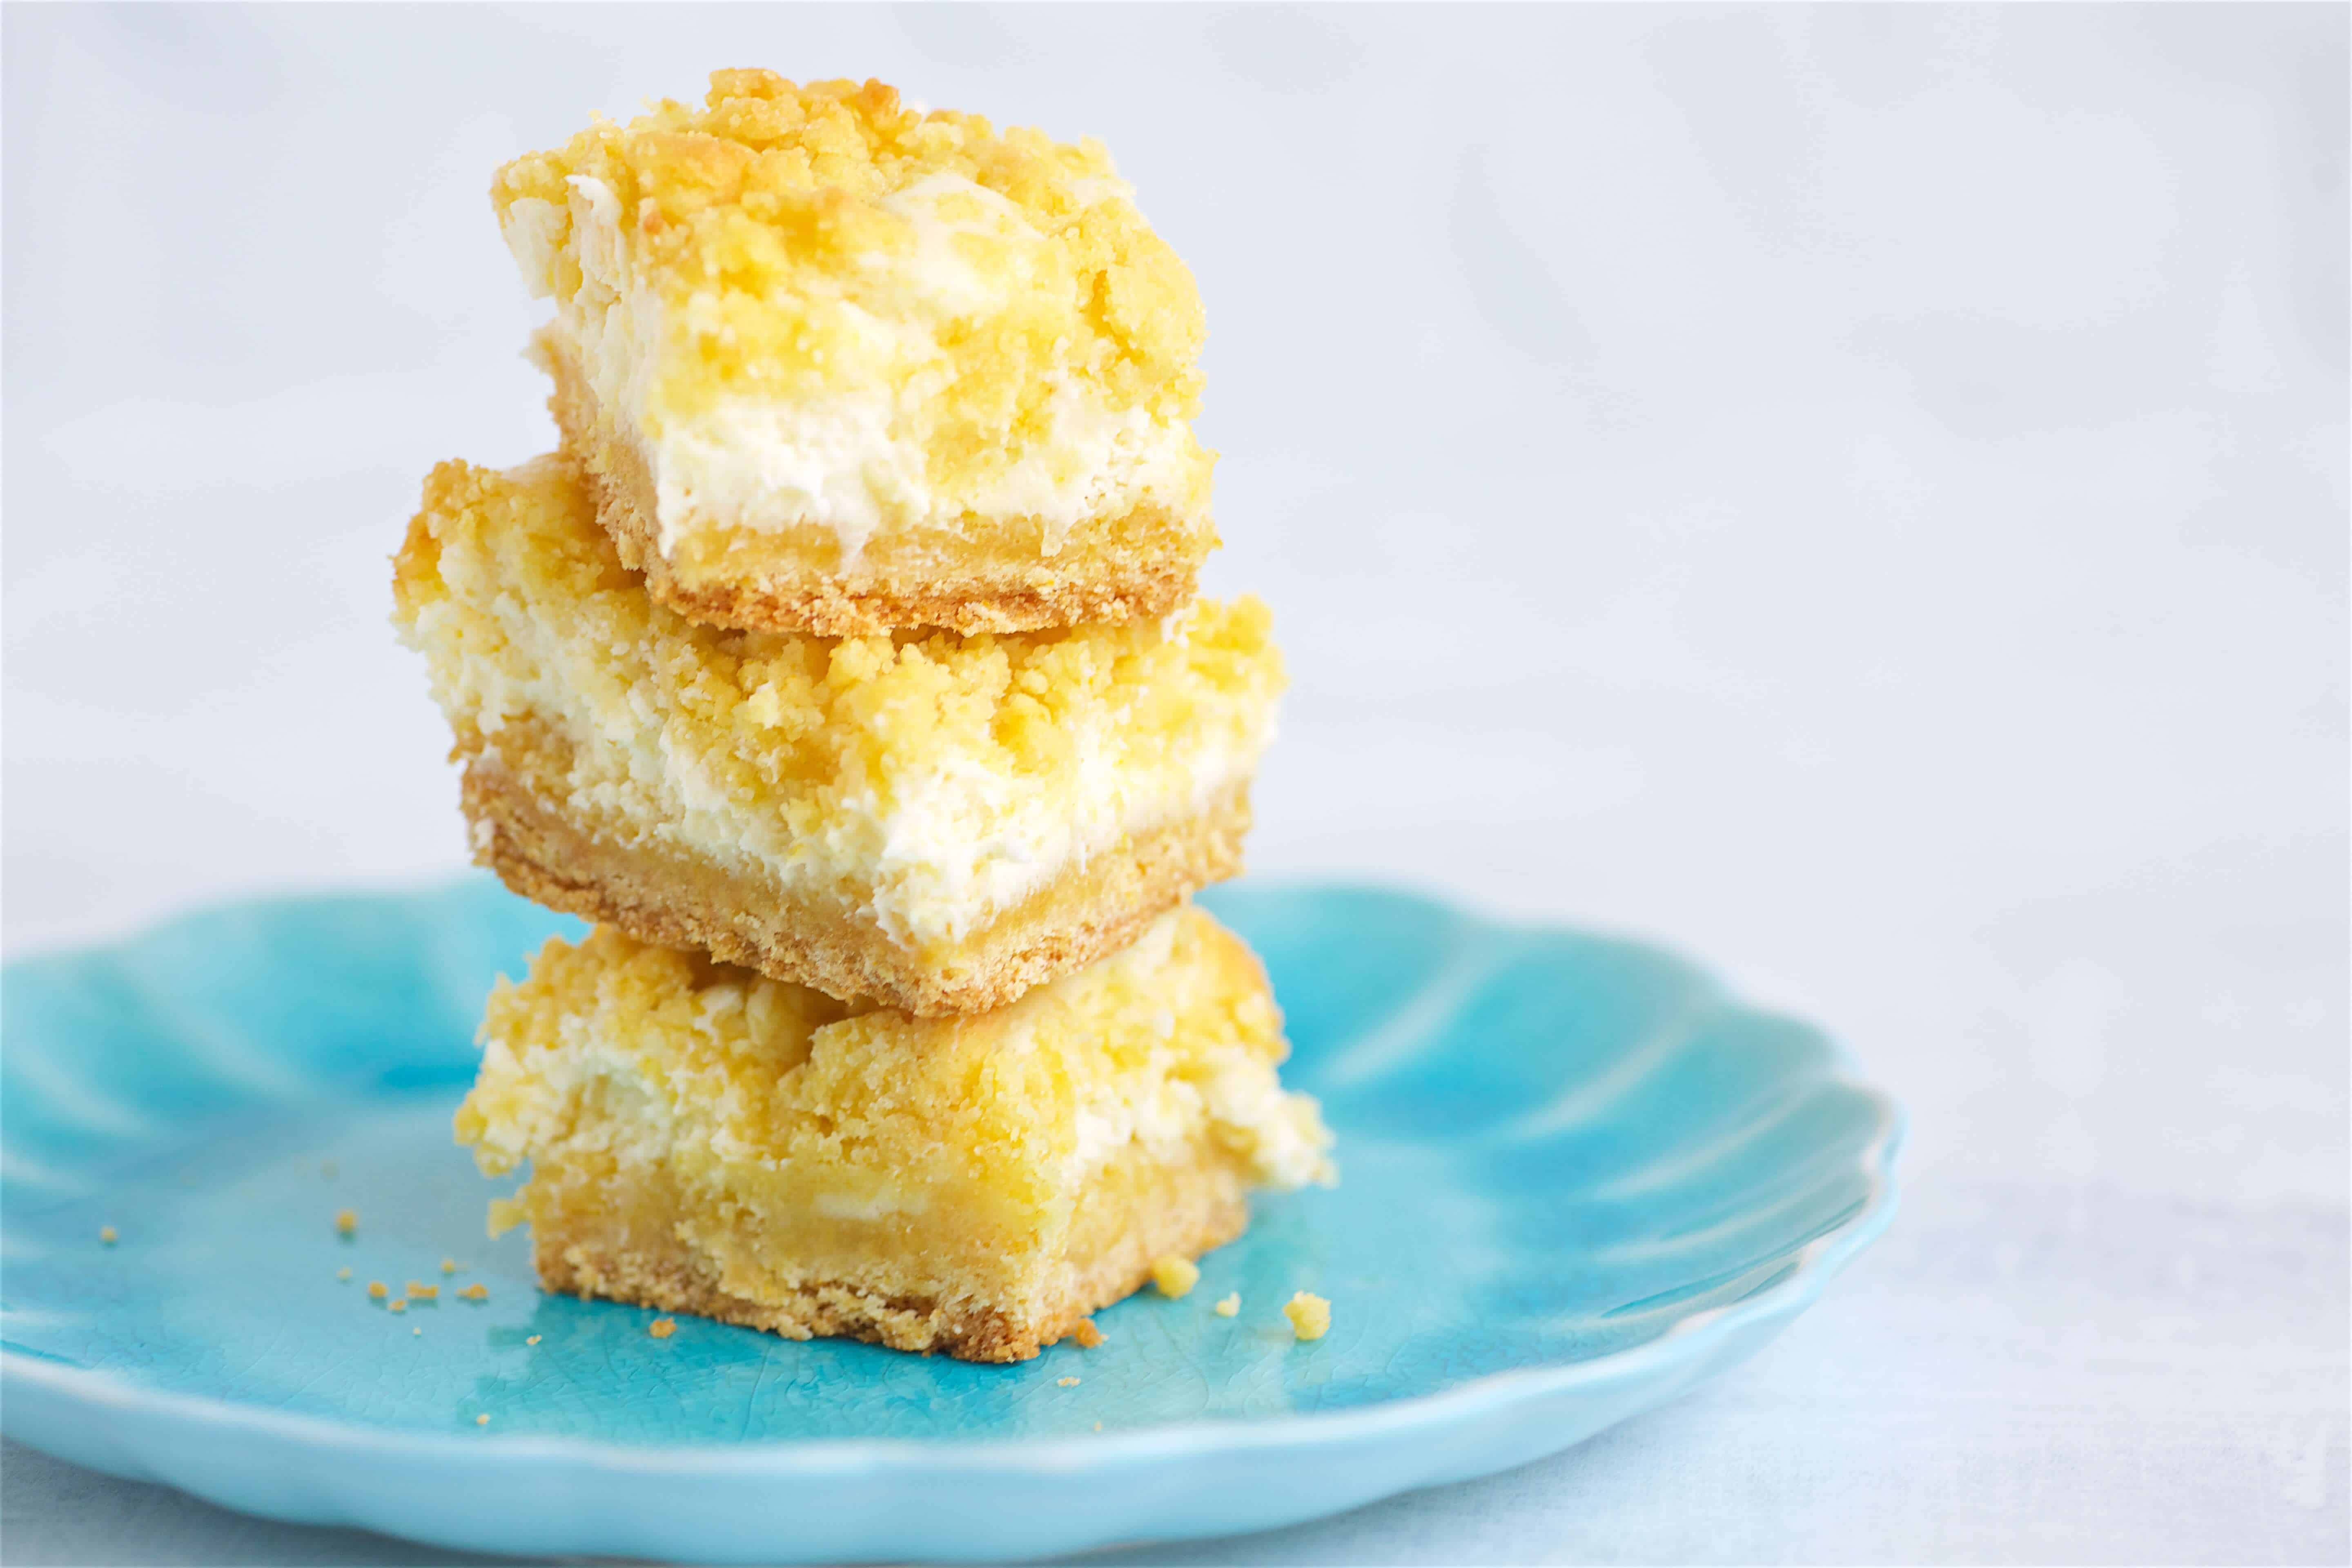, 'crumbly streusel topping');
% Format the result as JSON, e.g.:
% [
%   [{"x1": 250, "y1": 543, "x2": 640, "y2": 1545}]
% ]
[{"x1": 492, "y1": 71, "x2": 1205, "y2": 430}]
